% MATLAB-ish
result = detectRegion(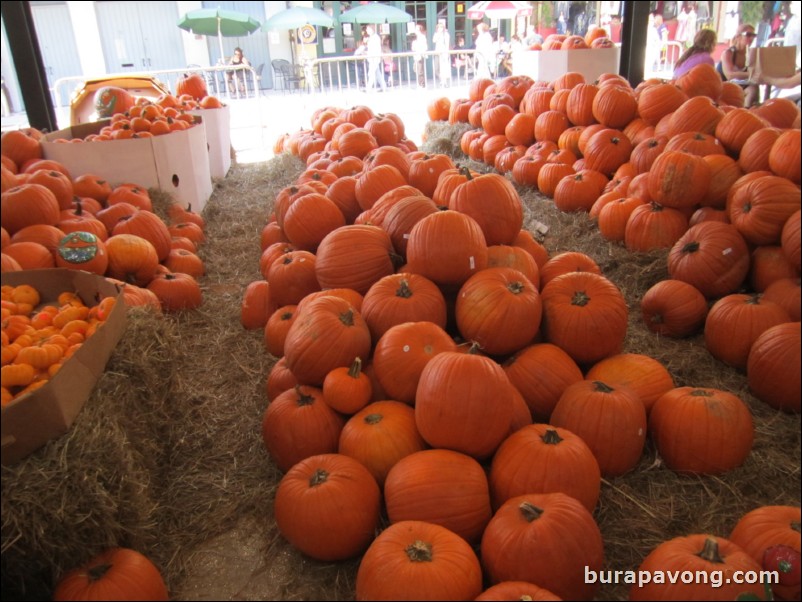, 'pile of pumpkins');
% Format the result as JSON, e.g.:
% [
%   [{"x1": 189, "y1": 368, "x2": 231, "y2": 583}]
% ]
[
  {"x1": 425, "y1": 68, "x2": 800, "y2": 410},
  {"x1": 239, "y1": 90, "x2": 800, "y2": 600},
  {"x1": 0, "y1": 128, "x2": 206, "y2": 313}
]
